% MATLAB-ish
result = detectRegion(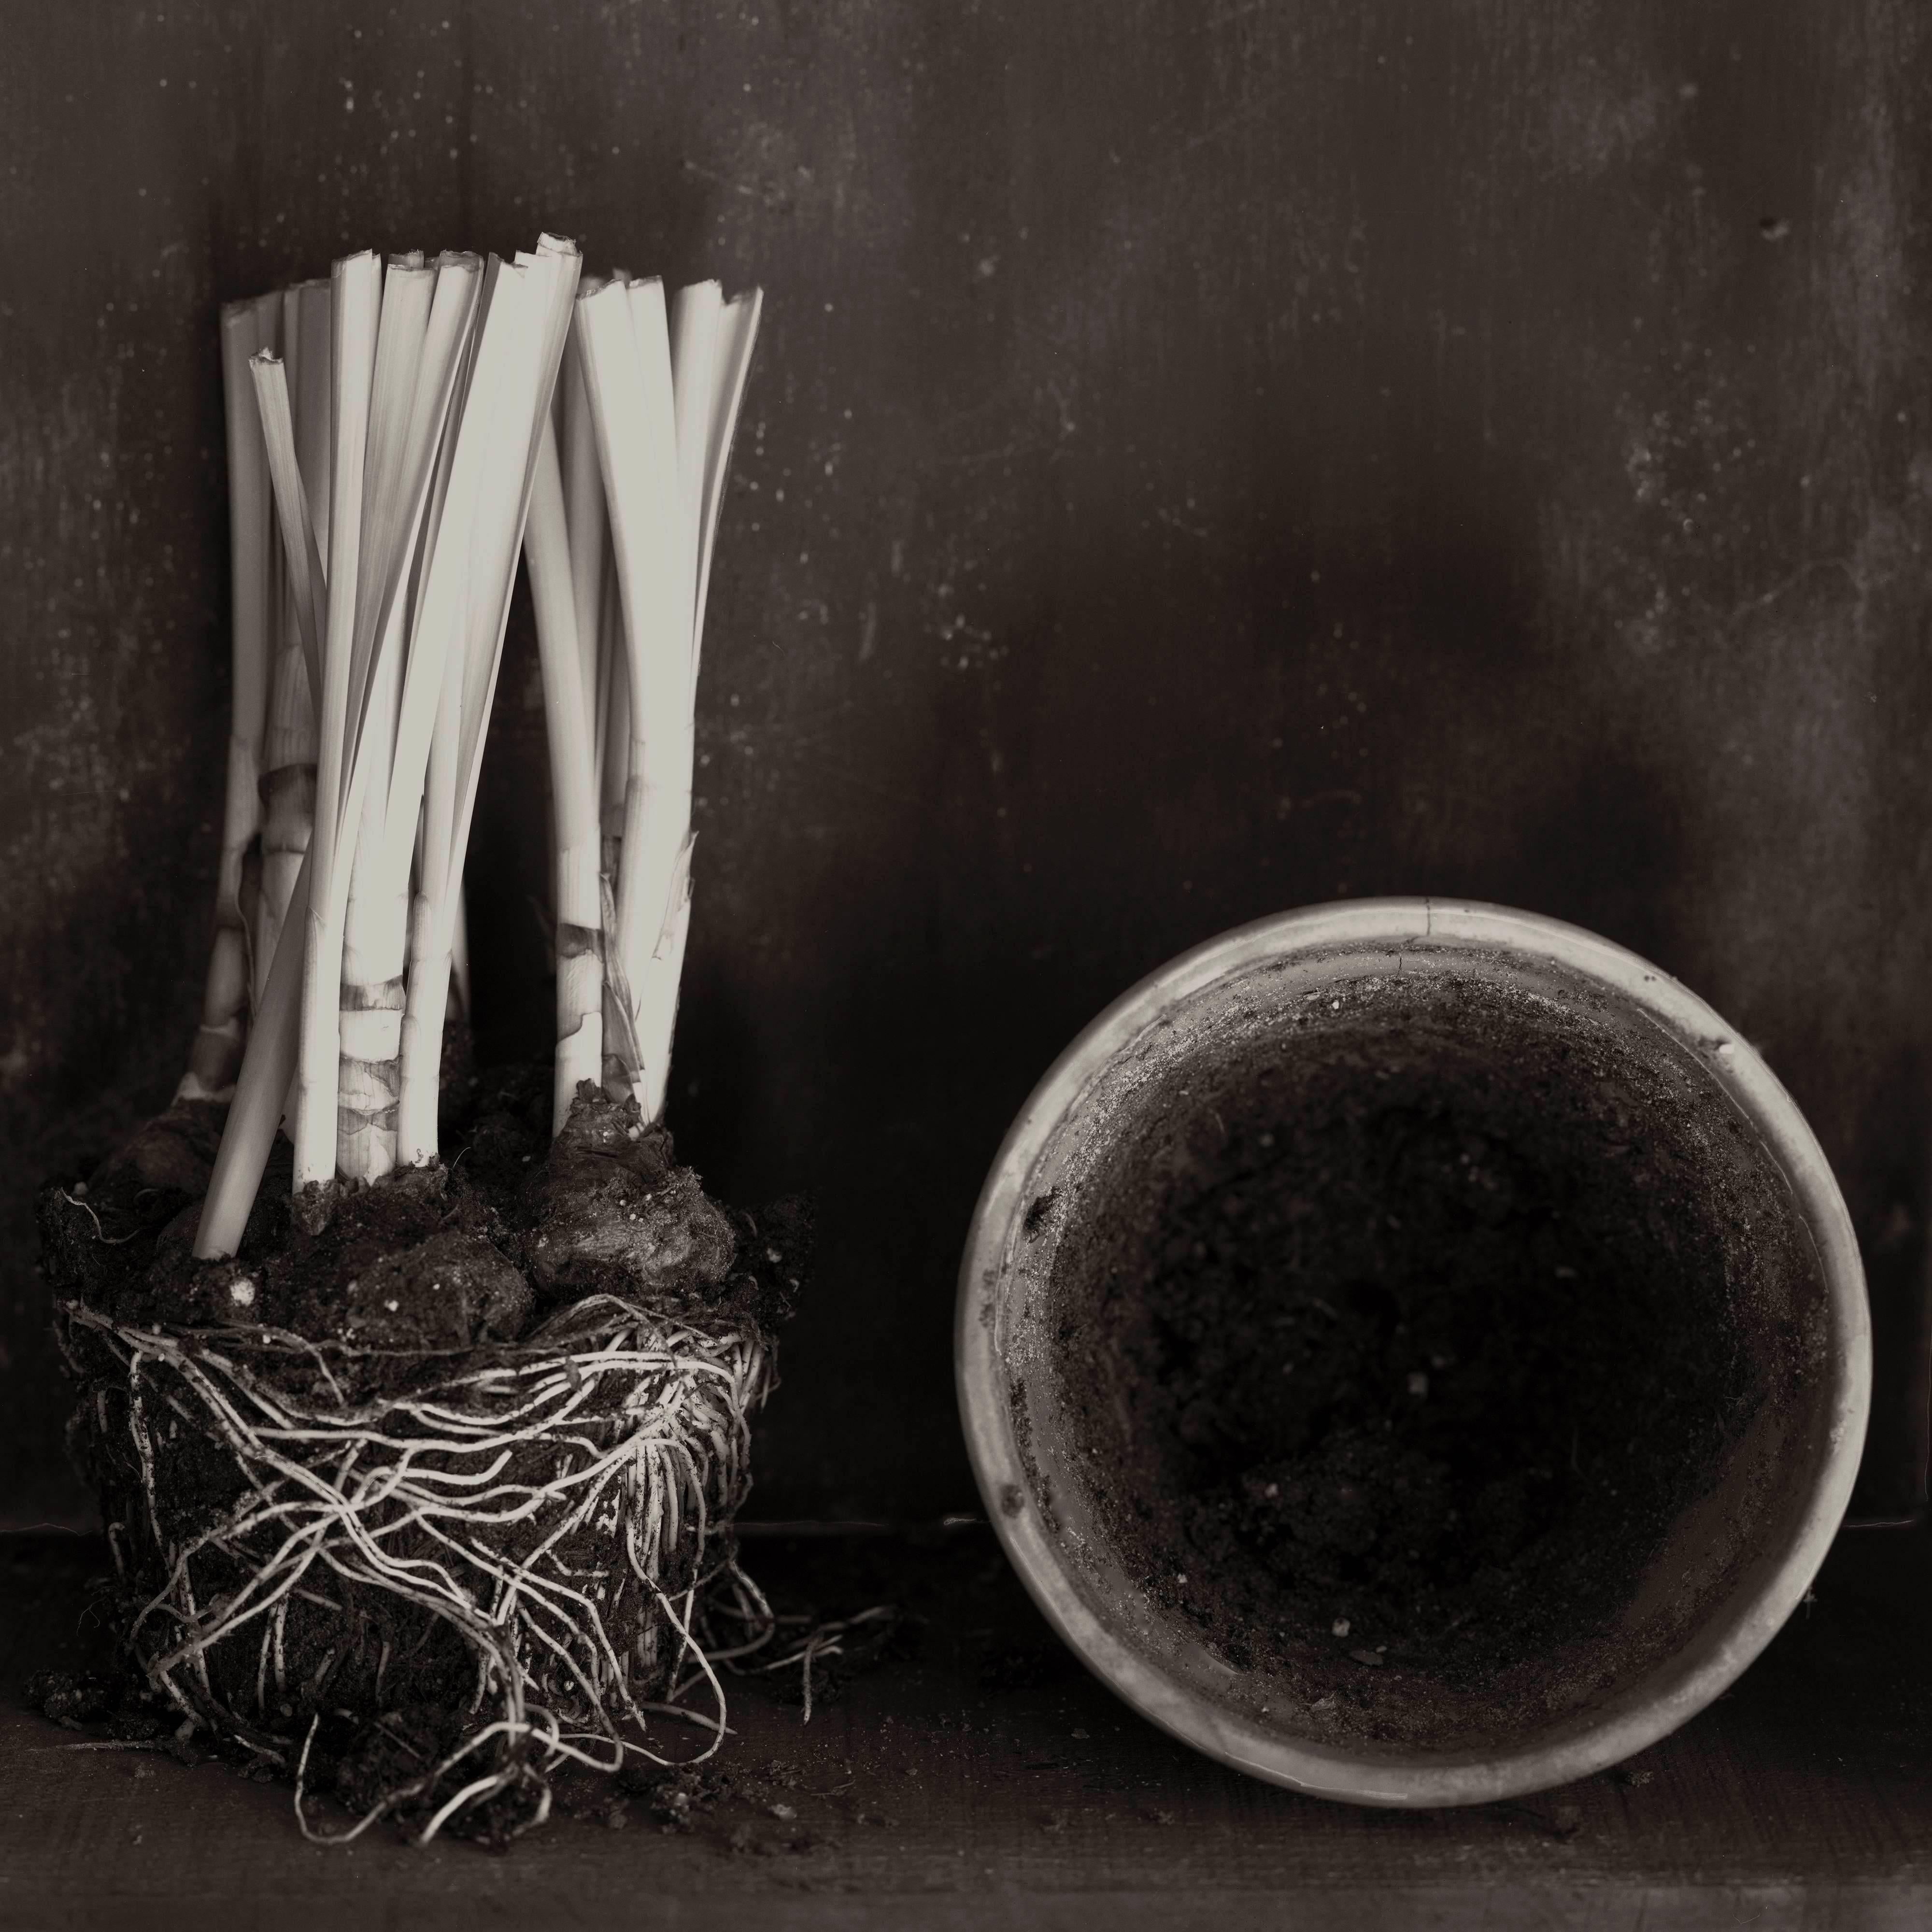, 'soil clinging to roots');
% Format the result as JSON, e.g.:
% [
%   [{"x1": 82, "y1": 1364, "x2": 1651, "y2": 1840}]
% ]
[{"x1": 41, "y1": 1068, "x2": 807, "y2": 1845}]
